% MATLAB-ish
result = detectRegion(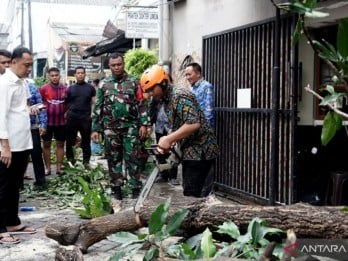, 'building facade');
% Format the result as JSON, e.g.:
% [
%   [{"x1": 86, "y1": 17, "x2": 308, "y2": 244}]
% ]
[{"x1": 168, "y1": 0, "x2": 348, "y2": 205}]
